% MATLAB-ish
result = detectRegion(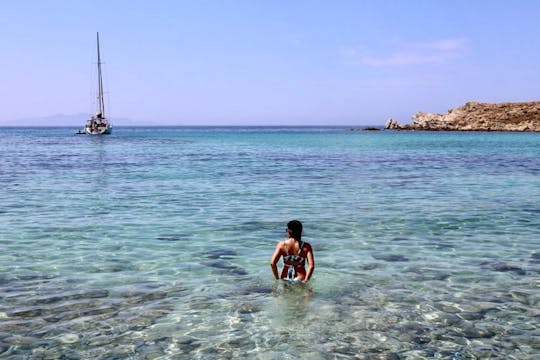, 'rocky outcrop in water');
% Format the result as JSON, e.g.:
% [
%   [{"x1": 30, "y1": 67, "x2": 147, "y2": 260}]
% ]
[{"x1": 385, "y1": 101, "x2": 540, "y2": 131}]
